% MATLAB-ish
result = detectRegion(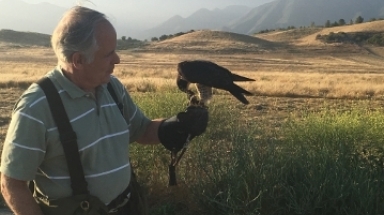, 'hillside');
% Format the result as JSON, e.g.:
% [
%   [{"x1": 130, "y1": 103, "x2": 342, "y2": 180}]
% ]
[
  {"x1": 296, "y1": 20, "x2": 384, "y2": 46},
  {"x1": 253, "y1": 20, "x2": 384, "y2": 47},
  {"x1": 255, "y1": 28, "x2": 322, "y2": 43},
  {"x1": 1, "y1": 0, "x2": 384, "y2": 40},
  {"x1": 227, "y1": 0, "x2": 384, "y2": 35},
  {"x1": 3, "y1": 20, "x2": 384, "y2": 53},
  {"x1": 0, "y1": 29, "x2": 50, "y2": 47},
  {"x1": 143, "y1": 30, "x2": 279, "y2": 53}
]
